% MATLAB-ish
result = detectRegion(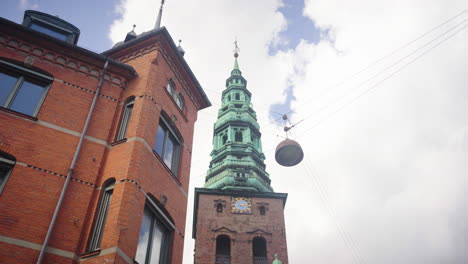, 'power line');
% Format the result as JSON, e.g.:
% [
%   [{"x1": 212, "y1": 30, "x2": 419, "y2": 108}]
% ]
[
  {"x1": 294, "y1": 22, "x2": 467, "y2": 140},
  {"x1": 279, "y1": 9, "x2": 468, "y2": 122},
  {"x1": 290, "y1": 17, "x2": 467, "y2": 131},
  {"x1": 302, "y1": 158, "x2": 367, "y2": 264}
]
